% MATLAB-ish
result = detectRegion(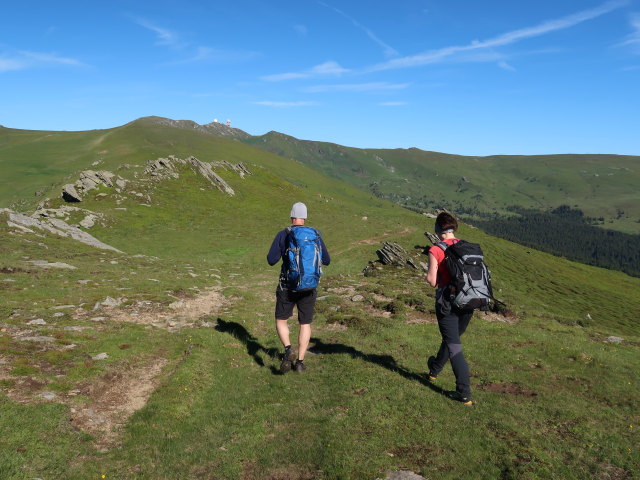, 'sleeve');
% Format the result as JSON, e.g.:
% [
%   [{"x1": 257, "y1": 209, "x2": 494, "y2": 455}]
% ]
[
  {"x1": 267, "y1": 230, "x2": 286, "y2": 266},
  {"x1": 320, "y1": 236, "x2": 330, "y2": 266},
  {"x1": 428, "y1": 245, "x2": 444, "y2": 264}
]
